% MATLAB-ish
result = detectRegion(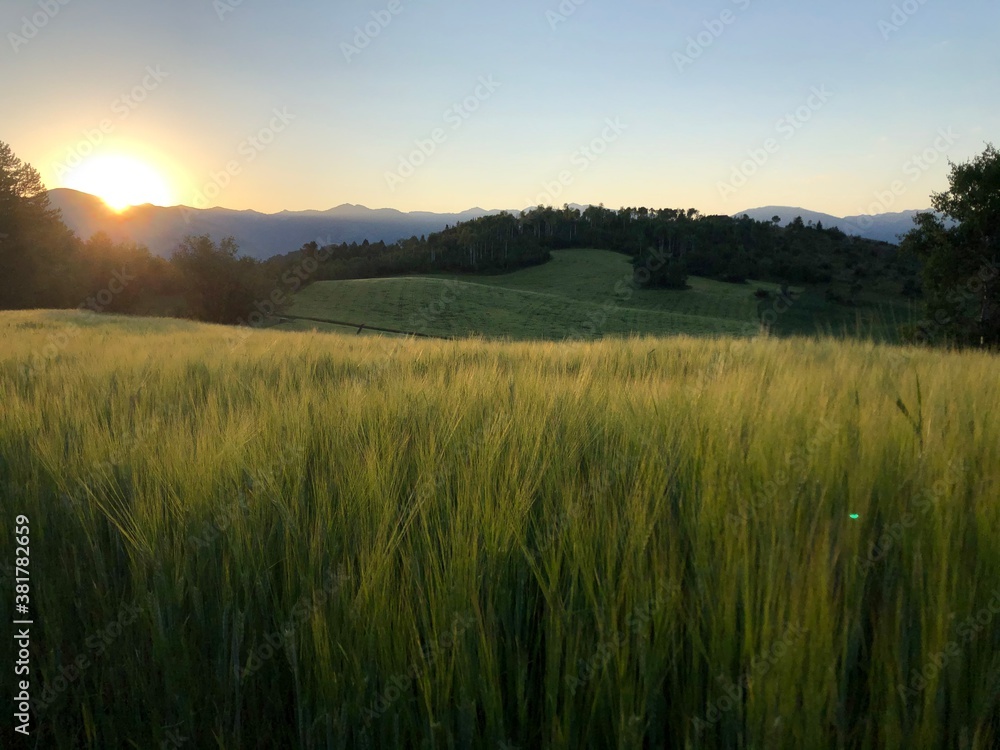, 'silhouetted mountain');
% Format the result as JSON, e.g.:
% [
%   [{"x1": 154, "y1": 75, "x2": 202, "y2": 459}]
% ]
[
  {"x1": 46, "y1": 189, "x2": 514, "y2": 260},
  {"x1": 733, "y1": 205, "x2": 933, "y2": 244},
  {"x1": 48, "y1": 190, "x2": 933, "y2": 257}
]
